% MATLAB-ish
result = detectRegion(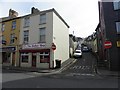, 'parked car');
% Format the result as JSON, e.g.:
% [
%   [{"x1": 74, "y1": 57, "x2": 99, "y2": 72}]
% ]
[
  {"x1": 82, "y1": 46, "x2": 89, "y2": 52},
  {"x1": 73, "y1": 50, "x2": 82, "y2": 58}
]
